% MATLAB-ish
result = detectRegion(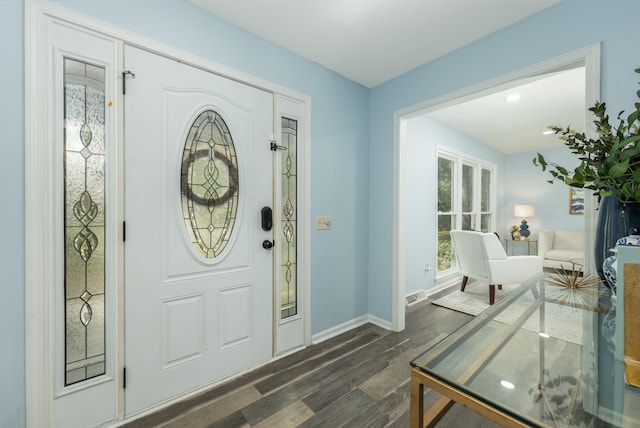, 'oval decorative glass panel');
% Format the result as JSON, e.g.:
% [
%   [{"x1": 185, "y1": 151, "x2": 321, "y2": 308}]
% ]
[{"x1": 181, "y1": 110, "x2": 239, "y2": 259}]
